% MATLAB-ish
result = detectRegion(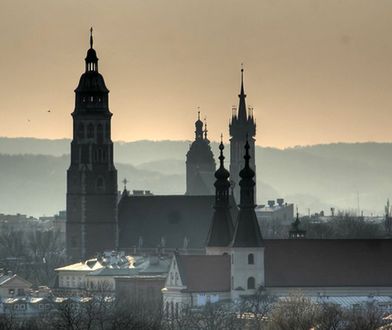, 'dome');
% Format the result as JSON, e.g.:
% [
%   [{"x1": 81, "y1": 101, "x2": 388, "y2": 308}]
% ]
[
  {"x1": 75, "y1": 71, "x2": 109, "y2": 93},
  {"x1": 85, "y1": 48, "x2": 98, "y2": 63}
]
